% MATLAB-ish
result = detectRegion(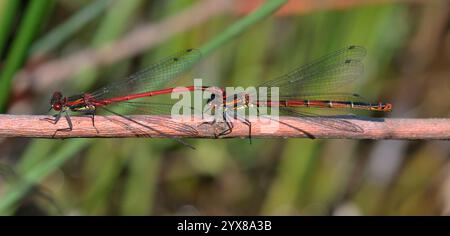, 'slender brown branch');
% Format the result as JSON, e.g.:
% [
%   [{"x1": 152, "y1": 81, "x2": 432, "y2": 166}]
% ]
[{"x1": 0, "y1": 115, "x2": 449, "y2": 140}]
